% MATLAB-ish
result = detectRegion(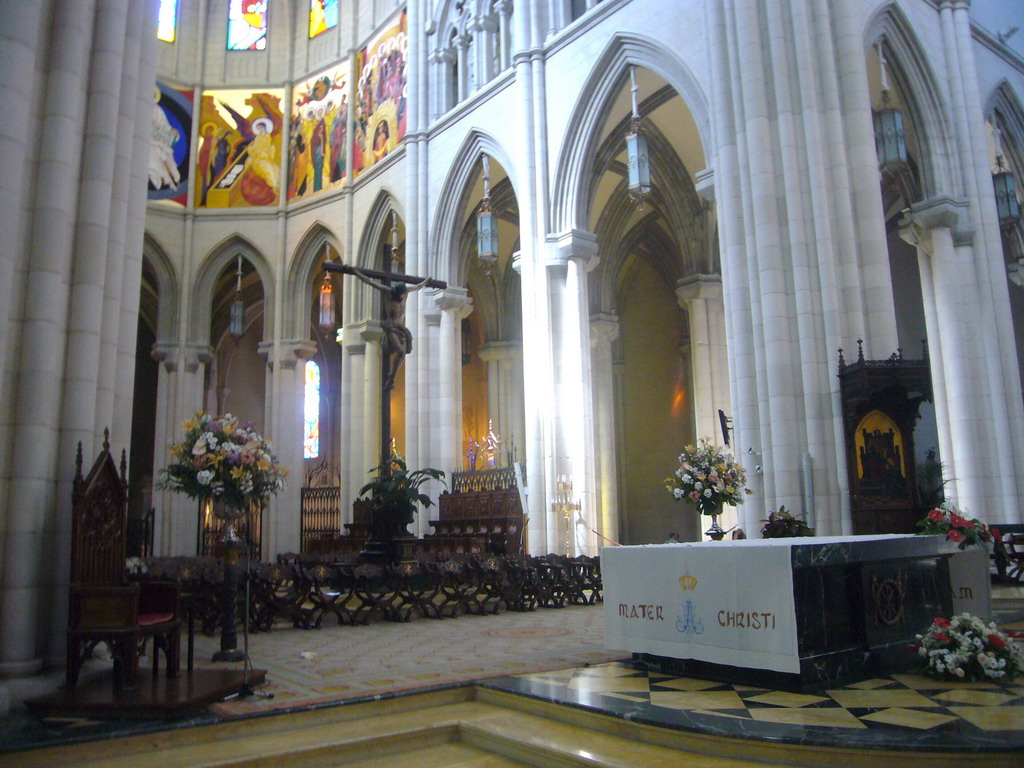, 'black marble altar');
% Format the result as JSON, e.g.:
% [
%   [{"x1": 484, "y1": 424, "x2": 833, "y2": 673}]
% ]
[{"x1": 645, "y1": 535, "x2": 953, "y2": 689}]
